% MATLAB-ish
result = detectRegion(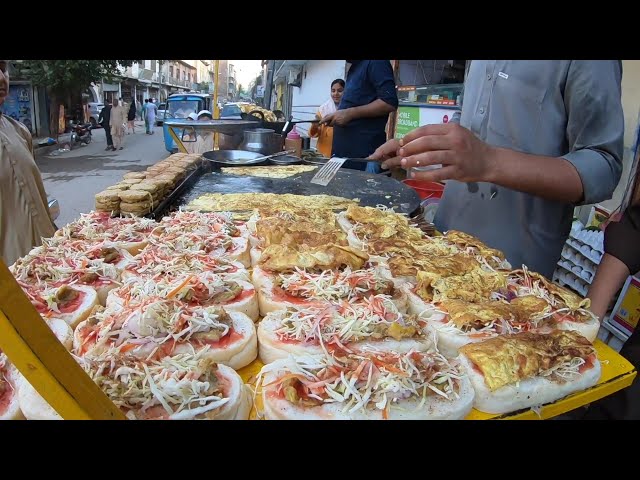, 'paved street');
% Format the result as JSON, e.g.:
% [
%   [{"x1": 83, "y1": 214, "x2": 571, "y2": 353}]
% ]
[{"x1": 36, "y1": 122, "x2": 170, "y2": 227}]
